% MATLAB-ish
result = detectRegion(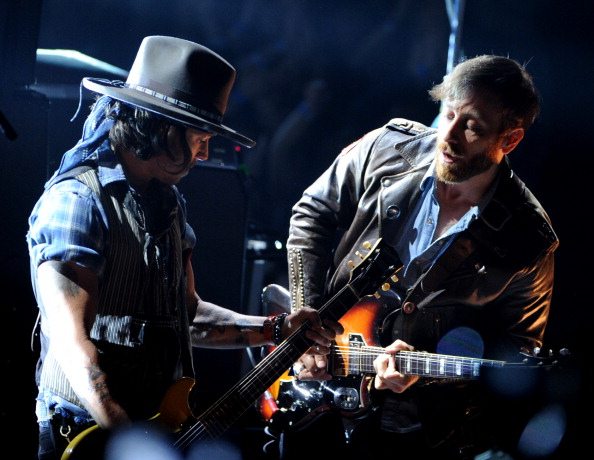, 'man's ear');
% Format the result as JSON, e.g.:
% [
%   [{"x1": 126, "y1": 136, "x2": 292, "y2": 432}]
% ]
[{"x1": 500, "y1": 127, "x2": 525, "y2": 155}]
